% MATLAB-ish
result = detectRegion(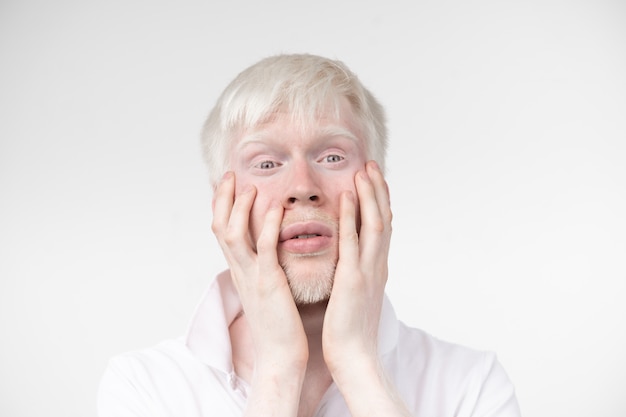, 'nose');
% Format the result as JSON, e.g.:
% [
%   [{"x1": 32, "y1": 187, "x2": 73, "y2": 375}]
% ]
[{"x1": 284, "y1": 159, "x2": 323, "y2": 207}]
